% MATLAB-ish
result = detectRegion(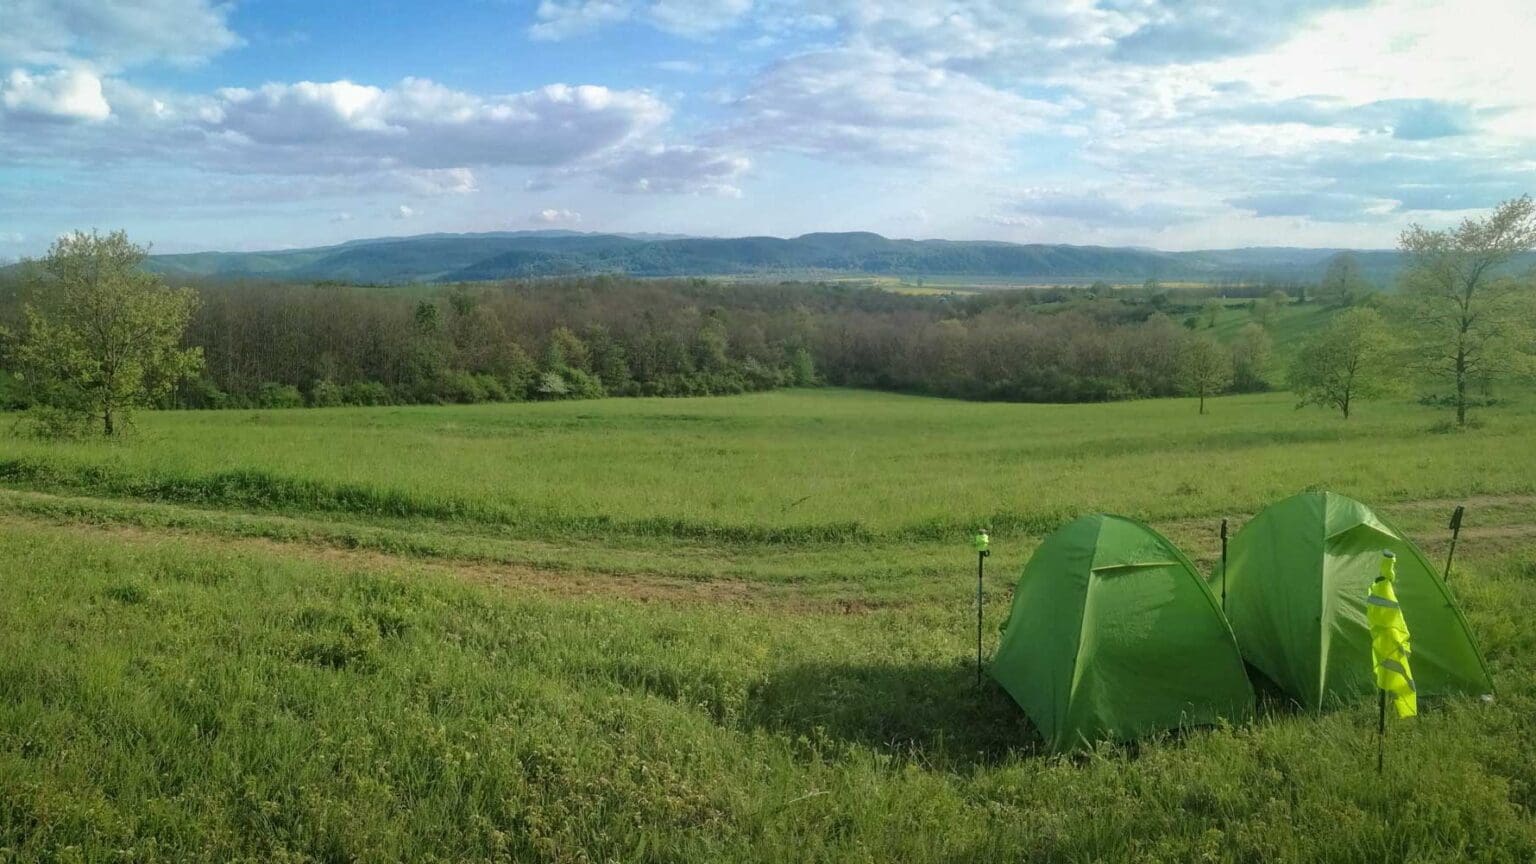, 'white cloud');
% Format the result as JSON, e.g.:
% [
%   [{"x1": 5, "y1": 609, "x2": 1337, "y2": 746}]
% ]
[
  {"x1": 533, "y1": 208, "x2": 582, "y2": 224},
  {"x1": 398, "y1": 167, "x2": 479, "y2": 195},
  {"x1": 393, "y1": 204, "x2": 416, "y2": 219},
  {"x1": 530, "y1": 0, "x2": 753, "y2": 40},
  {"x1": 646, "y1": 0, "x2": 754, "y2": 37},
  {"x1": 720, "y1": 46, "x2": 1065, "y2": 164},
  {"x1": 596, "y1": 144, "x2": 750, "y2": 195},
  {"x1": 654, "y1": 59, "x2": 703, "y2": 74},
  {"x1": 1, "y1": 67, "x2": 111, "y2": 121},
  {"x1": 0, "y1": 0, "x2": 240, "y2": 70},
  {"x1": 529, "y1": 1, "x2": 632, "y2": 40},
  {"x1": 201, "y1": 78, "x2": 669, "y2": 172},
  {"x1": 526, "y1": 142, "x2": 752, "y2": 196}
]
